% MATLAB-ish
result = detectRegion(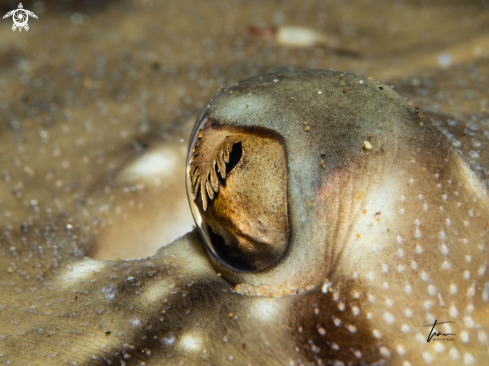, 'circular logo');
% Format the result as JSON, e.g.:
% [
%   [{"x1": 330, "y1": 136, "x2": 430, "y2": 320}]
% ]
[{"x1": 12, "y1": 9, "x2": 28, "y2": 28}]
